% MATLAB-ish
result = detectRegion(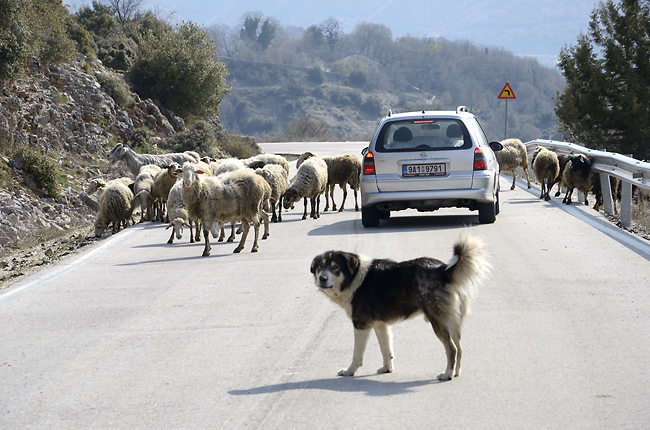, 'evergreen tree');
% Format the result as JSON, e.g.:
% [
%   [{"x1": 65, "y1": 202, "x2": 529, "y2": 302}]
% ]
[{"x1": 555, "y1": 0, "x2": 650, "y2": 159}]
